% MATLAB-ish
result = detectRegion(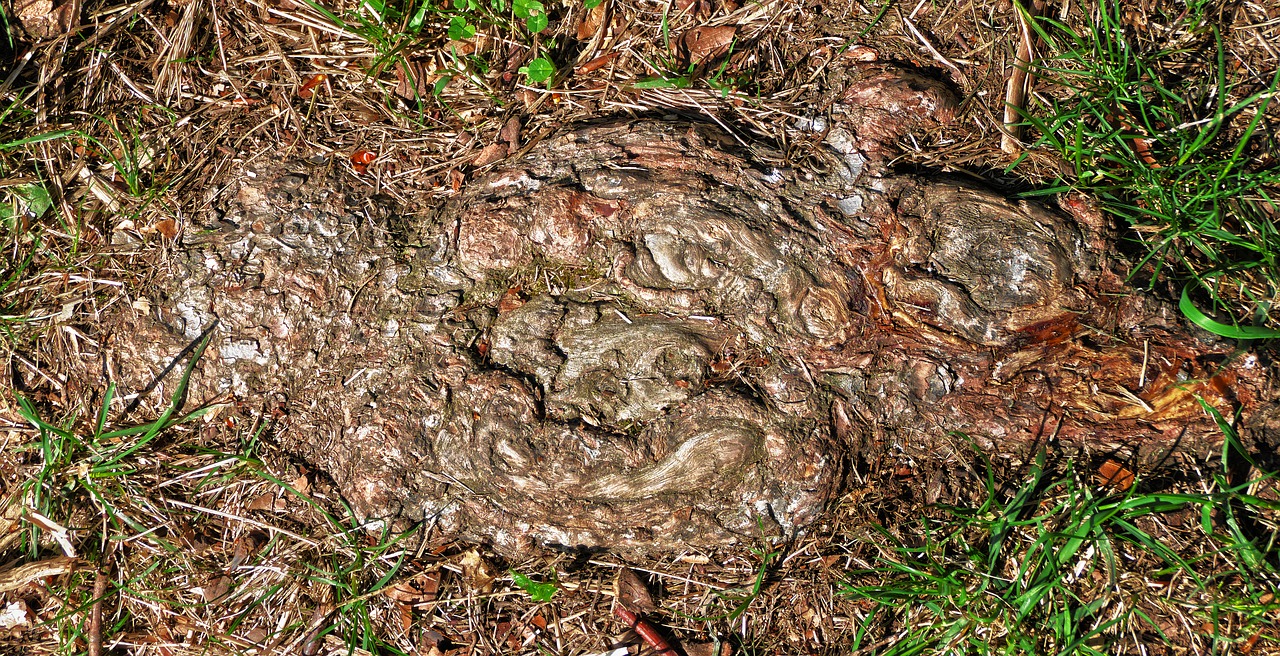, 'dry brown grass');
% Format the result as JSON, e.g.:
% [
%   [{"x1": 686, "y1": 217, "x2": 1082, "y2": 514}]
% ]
[{"x1": 0, "y1": 0, "x2": 1278, "y2": 653}]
